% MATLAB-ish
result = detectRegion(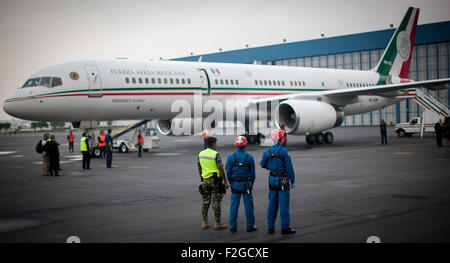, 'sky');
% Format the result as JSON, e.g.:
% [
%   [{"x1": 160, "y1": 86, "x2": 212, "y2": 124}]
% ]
[{"x1": 1, "y1": 0, "x2": 449, "y2": 120}]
